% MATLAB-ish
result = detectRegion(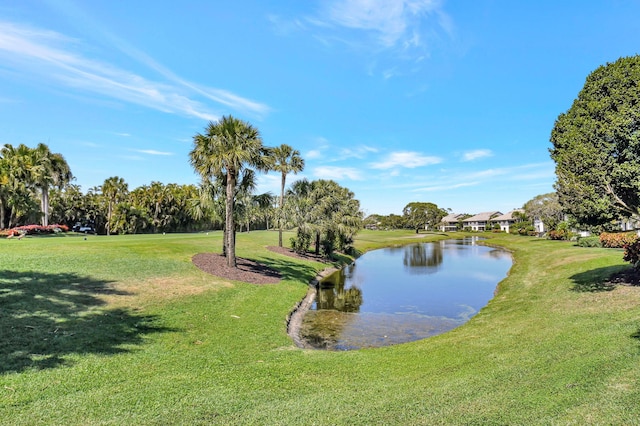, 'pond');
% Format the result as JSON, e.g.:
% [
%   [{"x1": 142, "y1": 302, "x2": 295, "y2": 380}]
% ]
[{"x1": 300, "y1": 237, "x2": 512, "y2": 350}]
